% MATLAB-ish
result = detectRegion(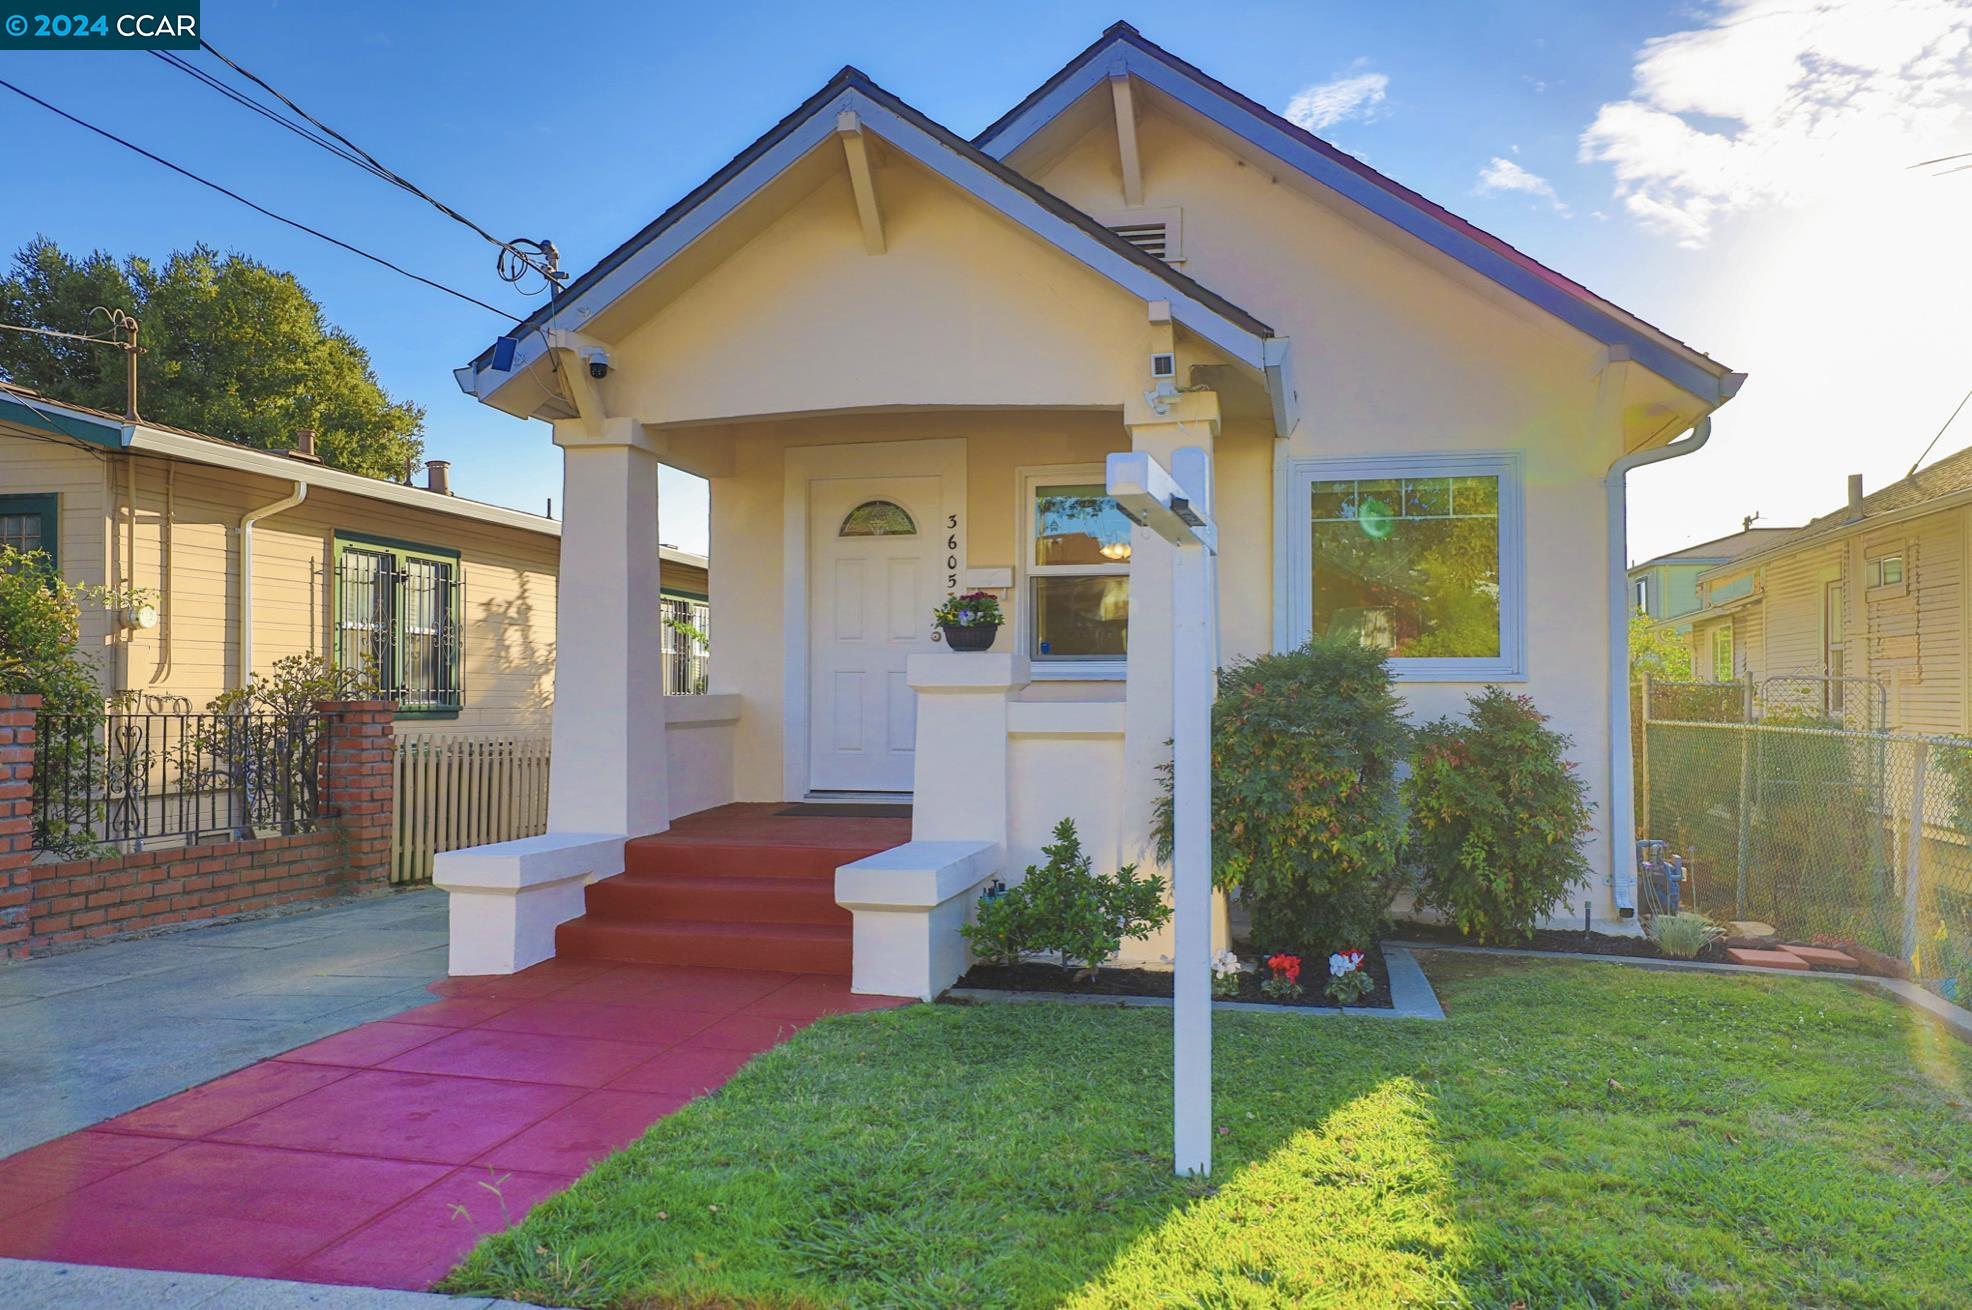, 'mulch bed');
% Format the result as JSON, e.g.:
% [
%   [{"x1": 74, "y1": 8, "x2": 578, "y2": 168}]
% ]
[
  {"x1": 1389, "y1": 920, "x2": 1902, "y2": 978},
  {"x1": 954, "y1": 943, "x2": 1394, "y2": 1010}
]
